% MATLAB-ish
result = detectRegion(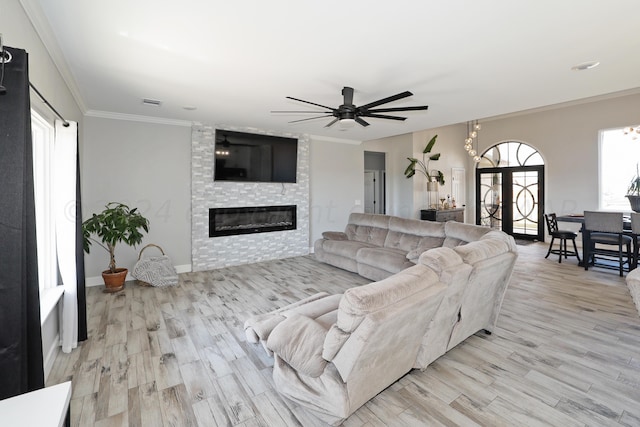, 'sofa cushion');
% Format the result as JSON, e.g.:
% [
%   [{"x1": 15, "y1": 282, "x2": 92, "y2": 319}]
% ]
[
  {"x1": 384, "y1": 217, "x2": 445, "y2": 252},
  {"x1": 281, "y1": 294, "x2": 342, "y2": 320},
  {"x1": 453, "y1": 238, "x2": 511, "y2": 265},
  {"x1": 406, "y1": 236, "x2": 449, "y2": 262},
  {"x1": 322, "y1": 231, "x2": 348, "y2": 240},
  {"x1": 356, "y1": 247, "x2": 410, "y2": 273},
  {"x1": 335, "y1": 266, "x2": 440, "y2": 333},
  {"x1": 345, "y1": 213, "x2": 390, "y2": 246},
  {"x1": 443, "y1": 221, "x2": 491, "y2": 247},
  {"x1": 321, "y1": 239, "x2": 376, "y2": 259},
  {"x1": 267, "y1": 314, "x2": 329, "y2": 378},
  {"x1": 418, "y1": 247, "x2": 465, "y2": 275}
]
